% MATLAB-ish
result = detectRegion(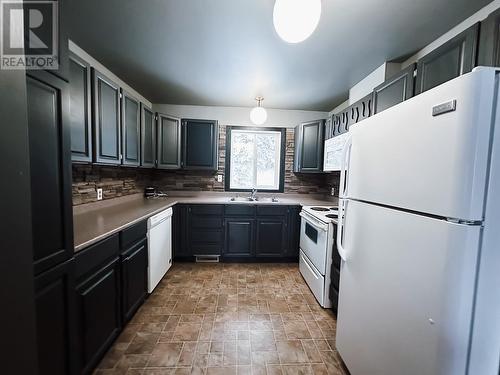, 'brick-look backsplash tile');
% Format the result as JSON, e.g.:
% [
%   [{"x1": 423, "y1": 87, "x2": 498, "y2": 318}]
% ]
[{"x1": 72, "y1": 125, "x2": 340, "y2": 205}]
